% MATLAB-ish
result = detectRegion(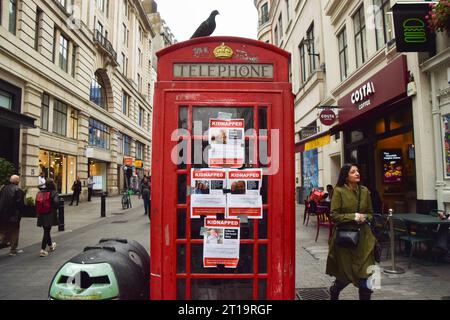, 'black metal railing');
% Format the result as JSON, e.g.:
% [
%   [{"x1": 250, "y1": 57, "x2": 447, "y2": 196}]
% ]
[{"x1": 93, "y1": 30, "x2": 117, "y2": 62}]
